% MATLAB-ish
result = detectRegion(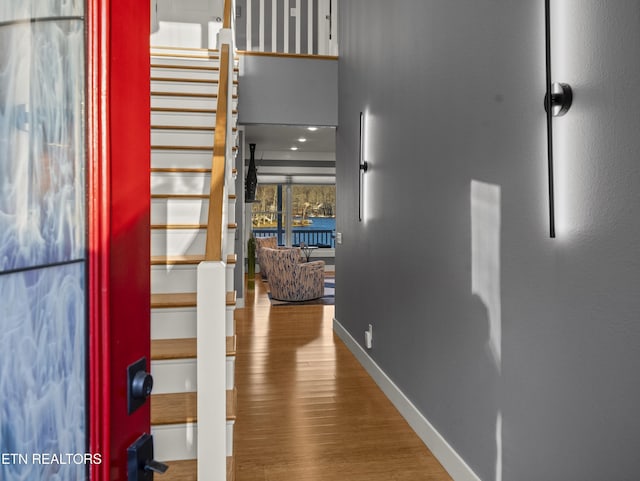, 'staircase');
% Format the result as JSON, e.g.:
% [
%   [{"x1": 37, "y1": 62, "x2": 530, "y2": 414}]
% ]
[{"x1": 149, "y1": 45, "x2": 239, "y2": 481}]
